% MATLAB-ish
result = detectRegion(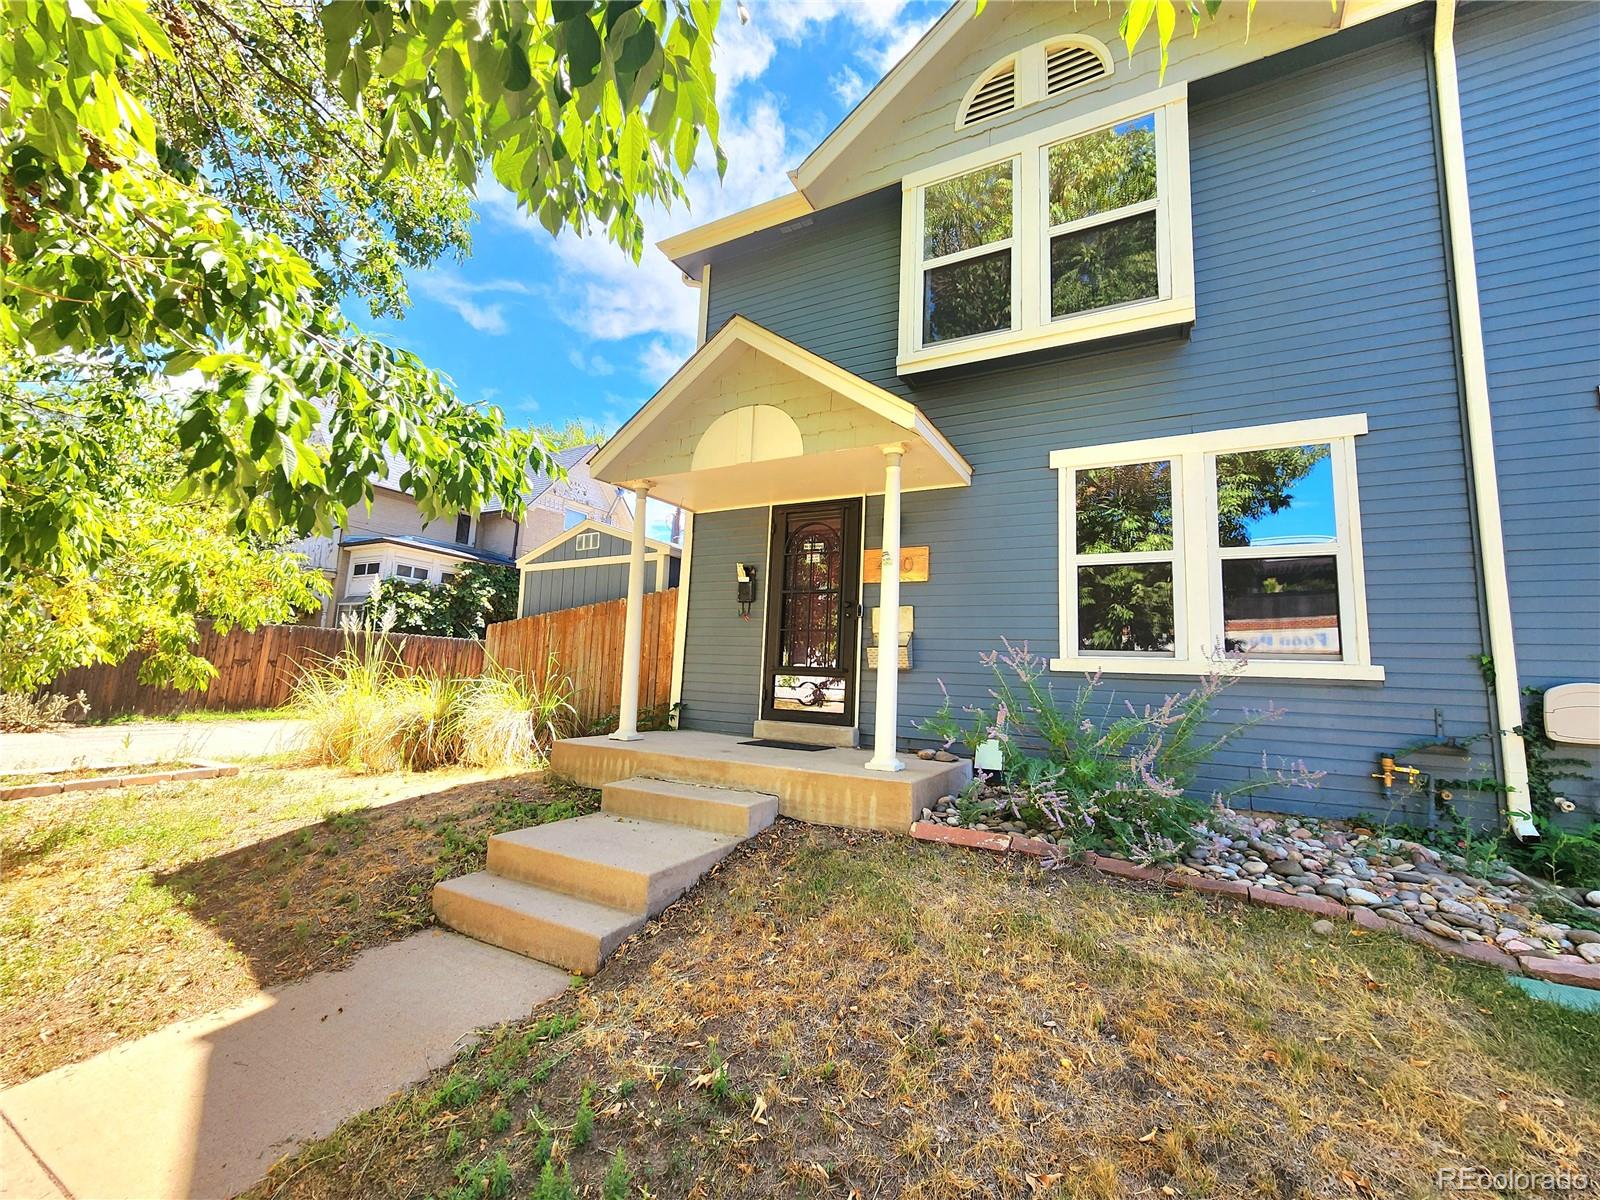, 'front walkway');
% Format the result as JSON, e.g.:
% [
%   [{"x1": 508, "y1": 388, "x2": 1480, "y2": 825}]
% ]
[
  {"x1": 0, "y1": 718, "x2": 309, "y2": 773},
  {"x1": 0, "y1": 930, "x2": 566, "y2": 1200}
]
